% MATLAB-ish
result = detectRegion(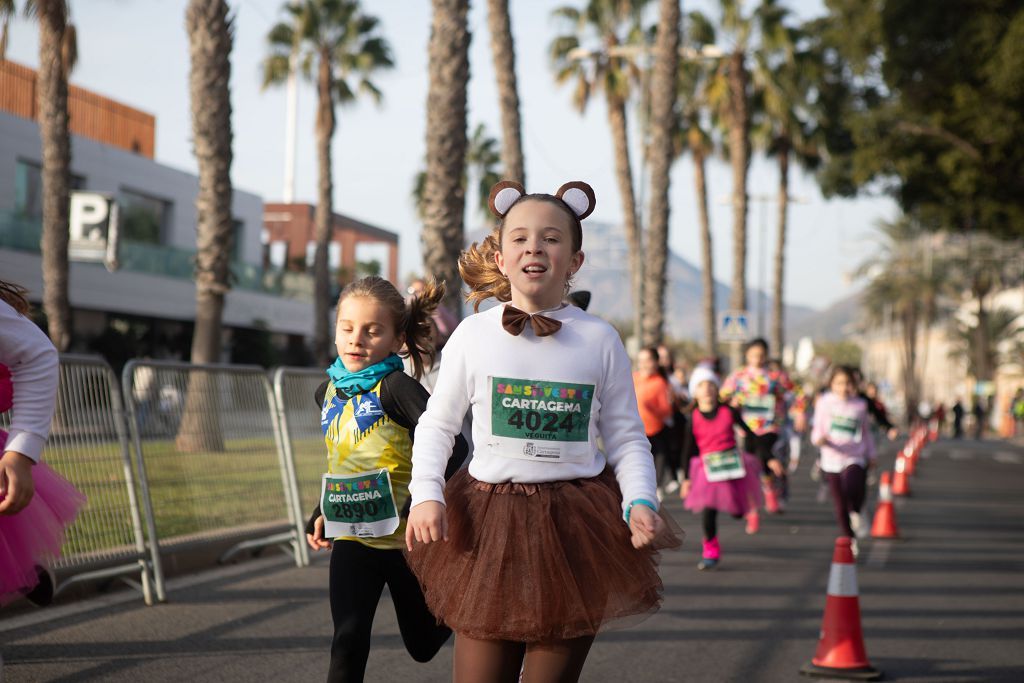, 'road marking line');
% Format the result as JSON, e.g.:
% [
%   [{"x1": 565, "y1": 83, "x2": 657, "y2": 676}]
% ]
[
  {"x1": 948, "y1": 450, "x2": 973, "y2": 460},
  {"x1": 994, "y1": 452, "x2": 1023, "y2": 465}
]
